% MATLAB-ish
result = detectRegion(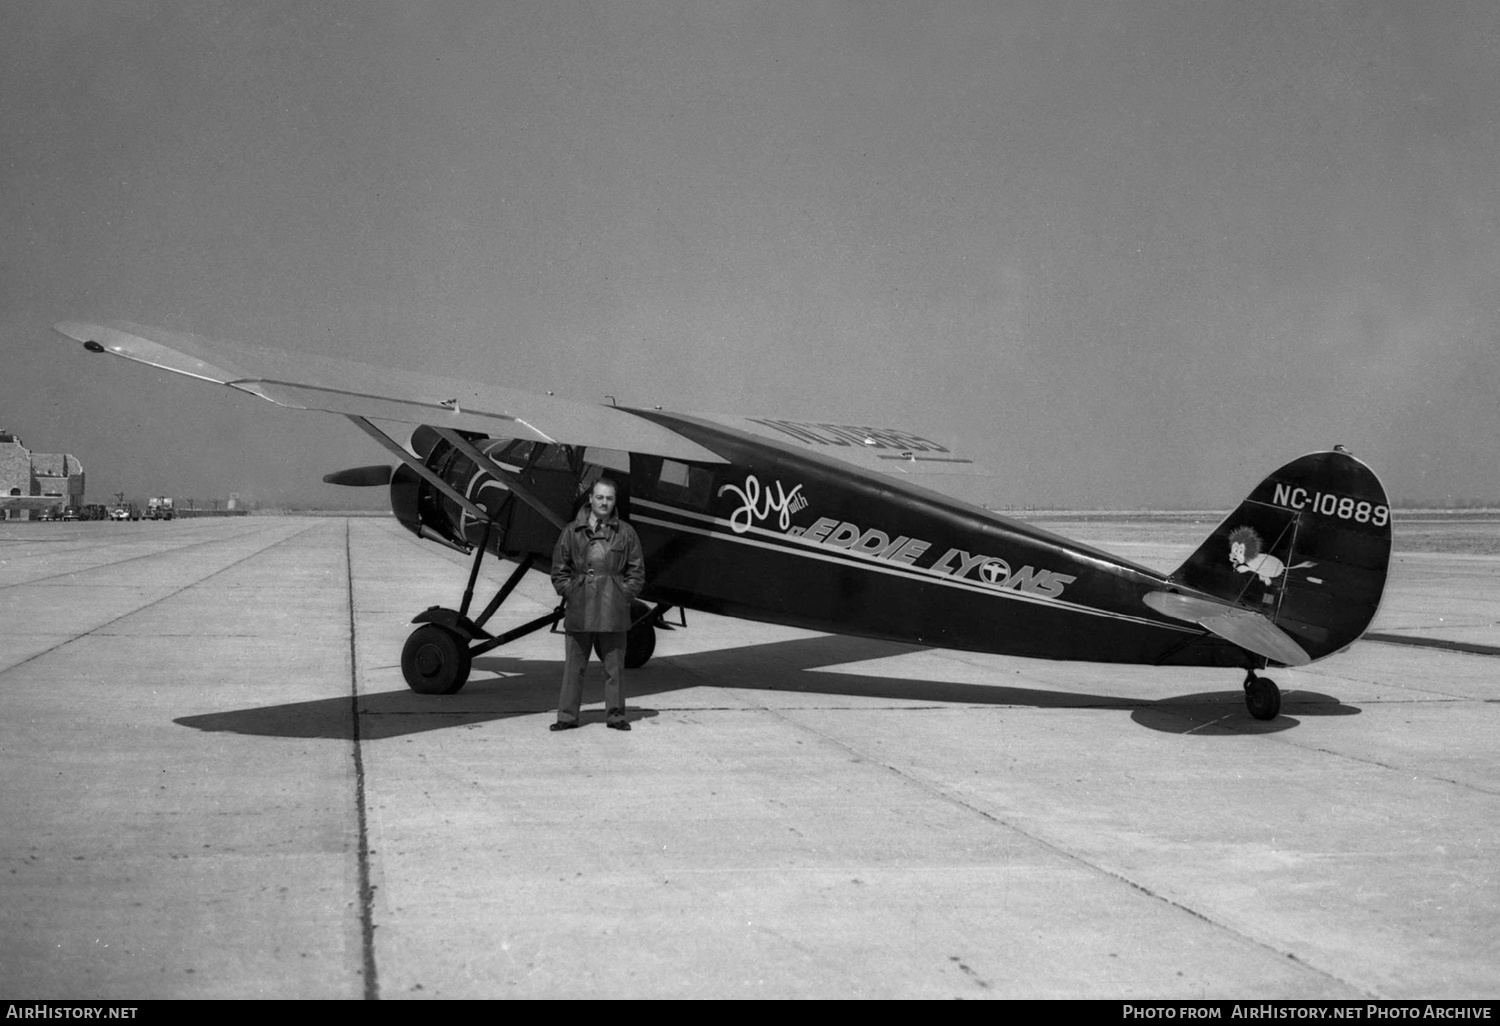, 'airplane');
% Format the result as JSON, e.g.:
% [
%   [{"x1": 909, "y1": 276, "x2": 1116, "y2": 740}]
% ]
[{"x1": 52, "y1": 321, "x2": 1392, "y2": 721}]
